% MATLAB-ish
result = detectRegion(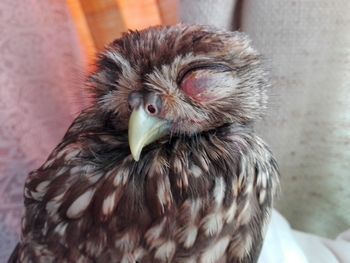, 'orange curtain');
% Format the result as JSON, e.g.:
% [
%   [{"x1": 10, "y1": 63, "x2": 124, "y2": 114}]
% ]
[{"x1": 66, "y1": 0, "x2": 178, "y2": 66}]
